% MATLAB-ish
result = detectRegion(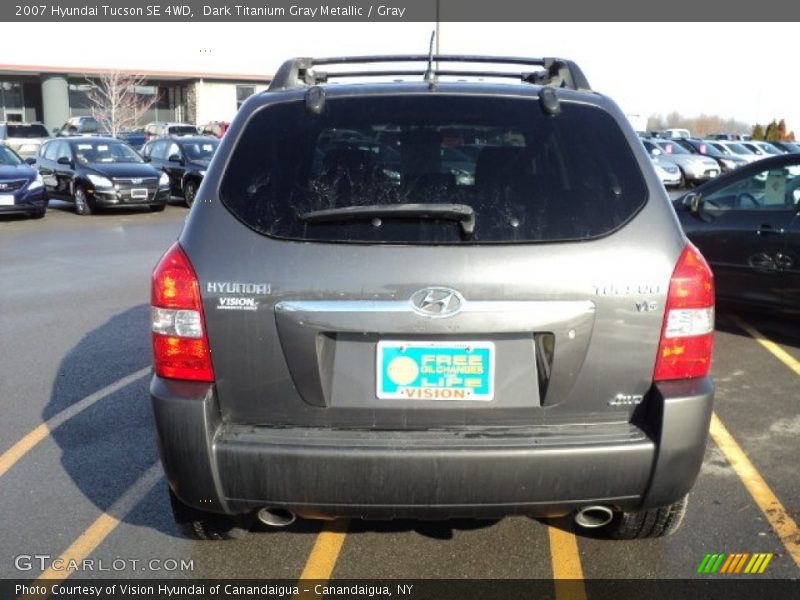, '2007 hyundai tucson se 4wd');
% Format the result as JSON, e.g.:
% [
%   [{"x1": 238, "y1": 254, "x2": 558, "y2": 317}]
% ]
[{"x1": 150, "y1": 55, "x2": 715, "y2": 540}]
